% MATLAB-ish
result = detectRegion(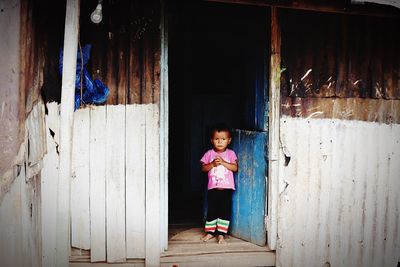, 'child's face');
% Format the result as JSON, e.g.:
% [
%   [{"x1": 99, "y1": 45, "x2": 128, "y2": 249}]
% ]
[{"x1": 211, "y1": 130, "x2": 231, "y2": 152}]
